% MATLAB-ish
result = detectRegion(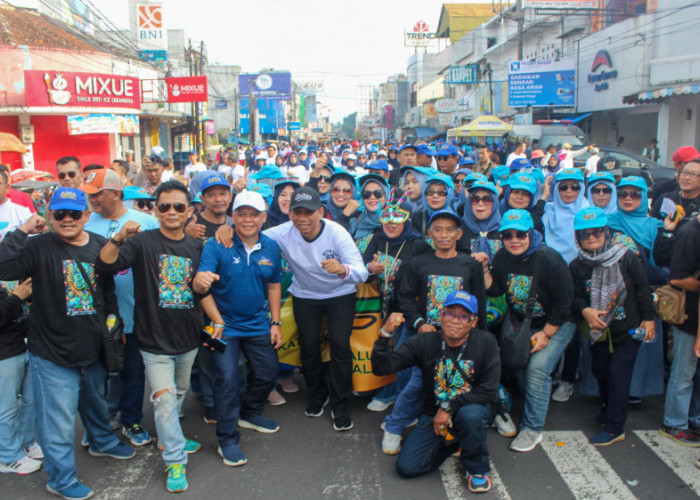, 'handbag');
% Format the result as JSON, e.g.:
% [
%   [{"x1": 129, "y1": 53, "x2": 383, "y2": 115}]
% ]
[
  {"x1": 65, "y1": 243, "x2": 124, "y2": 373},
  {"x1": 499, "y1": 248, "x2": 546, "y2": 370},
  {"x1": 653, "y1": 284, "x2": 687, "y2": 325}
]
